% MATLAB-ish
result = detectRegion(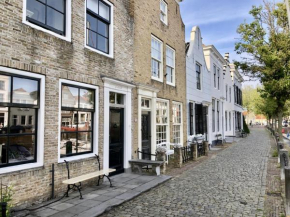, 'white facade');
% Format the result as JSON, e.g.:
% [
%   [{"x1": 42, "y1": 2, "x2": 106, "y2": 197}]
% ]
[{"x1": 186, "y1": 26, "x2": 211, "y2": 143}]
